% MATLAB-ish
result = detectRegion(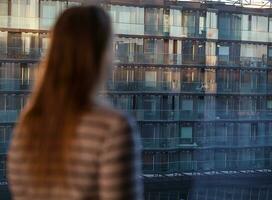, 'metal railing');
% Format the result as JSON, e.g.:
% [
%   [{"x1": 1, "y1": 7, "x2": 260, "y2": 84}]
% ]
[
  {"x1": 112, "y1": 22, "x2": 272, "y2": 42},
  {"x1": 0, "y1": 110, "x2": 20, "y2": 123},
  {"x1": 115, "y1": 53, "x2": 269, "y2": 66},
  {"x1": 0, "y1": 47, "x2": 45, "y2": 60},
  {"x1": 0, "y1": 16, "x2": 55, "y2": 30},
  {"x1": 0, "y1": 79, "x2": 33, "y2": 91},
  {"x1": 143, "y1": 158, "x2": 272, "y2": 174},
  {"x1": 124, "y1": 109, "x2": 272, "y2": 121},
  {"x1": 0, "y1": 47, "x2": 269, "y2": 68},
  {"x1": 142, "y1": 135, "x2": 272, "y2": 149},
  {"x1": 106, "y1": 81, "x2": 271, "y2": 94}
]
